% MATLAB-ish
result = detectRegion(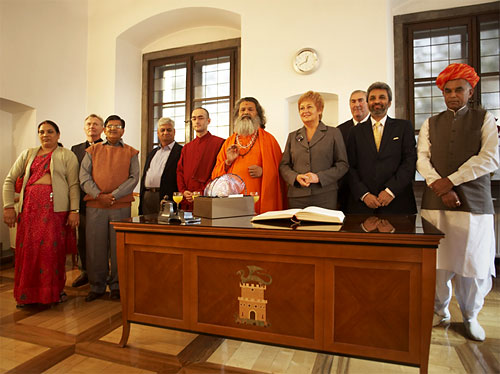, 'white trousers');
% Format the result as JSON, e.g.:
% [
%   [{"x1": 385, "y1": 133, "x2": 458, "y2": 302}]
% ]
[{"x1": 435, "y1": 269, "x2": 492, "y2": 322}]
